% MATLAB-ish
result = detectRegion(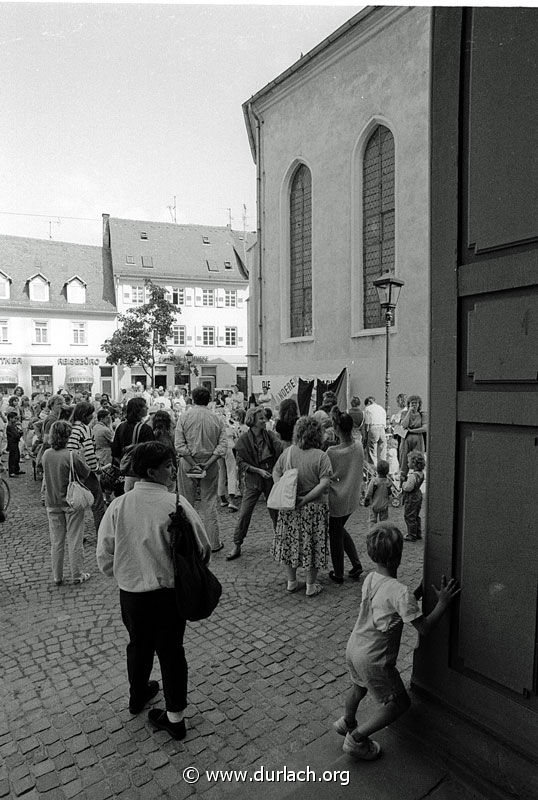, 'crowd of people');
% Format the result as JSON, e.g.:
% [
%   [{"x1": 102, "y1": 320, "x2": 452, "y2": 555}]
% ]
[{"x1": 1, "y1": 381, "x2": 458, "y2": 761}]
